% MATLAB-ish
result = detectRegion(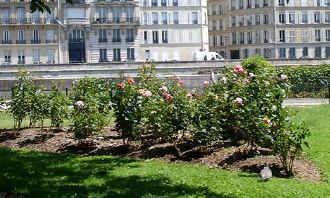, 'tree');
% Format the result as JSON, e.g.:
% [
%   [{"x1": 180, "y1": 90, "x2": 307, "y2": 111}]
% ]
[{"x1": 30, "y1": 0, "x2": 72, "y2": 13}]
